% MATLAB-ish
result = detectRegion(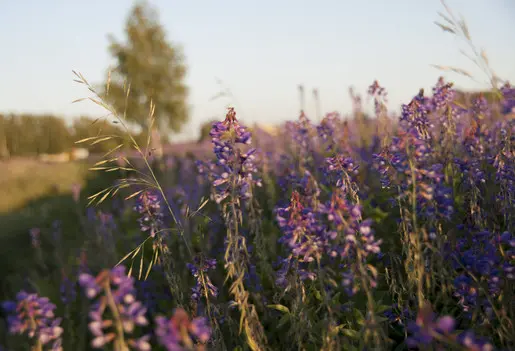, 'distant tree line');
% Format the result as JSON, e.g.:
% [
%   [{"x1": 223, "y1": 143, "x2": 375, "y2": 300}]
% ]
[{"x1": 0, "y1": 113, "x2": 160, "y2": 159}]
